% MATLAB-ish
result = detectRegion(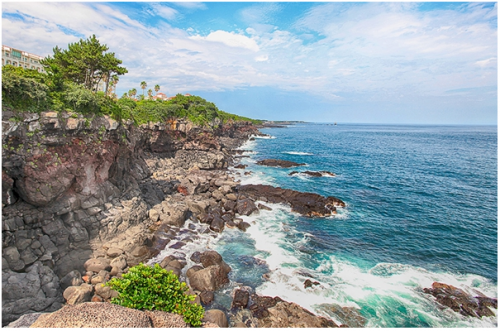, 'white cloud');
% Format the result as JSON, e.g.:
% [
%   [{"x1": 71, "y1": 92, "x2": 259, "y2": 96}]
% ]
[
  {"x1": 475, "y1": 58, "x2": 497, "y2": 68},
  {"x1": 148, "y1": 4, "x2": 178, "y2": 20},
  {"x1": 190, "y1": 30, "x2": 260, "y2": 52},
  {"x1": 2, "y1": 2, "x2": 496, "y2": 104},
  {"x1": 255, "y1": 55, "x2": 268, "y2": 62}
]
